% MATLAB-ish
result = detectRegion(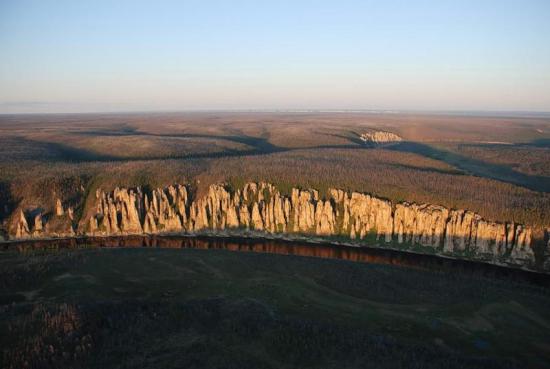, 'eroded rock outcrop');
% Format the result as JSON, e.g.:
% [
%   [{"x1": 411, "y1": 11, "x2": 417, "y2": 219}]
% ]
[
  {"x1": 360, "y1": 131, "x2": 403, "y2": 145},
  {"x1": 55, "y1": 199, "x2": 64, "y2": 216},
  {"x1": 6, "y1": 182, "x2": 548, "y2": 270},
  {"x1": 10, "y1": 199, "x2": 74, "y2": 239},
  {"x1": 32, "y1": 214, "x2": 44, "y2": 236},
  {"x1": 393, "y1": 204, "x2": 448, "y2": 247},
  {"x1": 12, "y1": 210, "x2": 30, "y2": 239}
]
